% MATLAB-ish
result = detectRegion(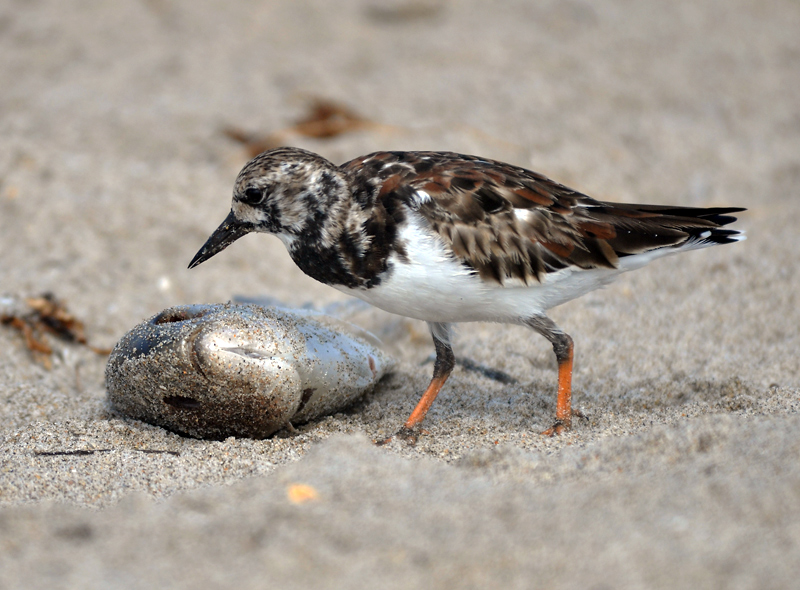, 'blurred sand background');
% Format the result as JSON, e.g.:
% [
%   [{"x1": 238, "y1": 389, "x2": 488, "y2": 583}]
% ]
[{"x1": 1, "y1": 0, "x2": 799, "y2": 588}]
